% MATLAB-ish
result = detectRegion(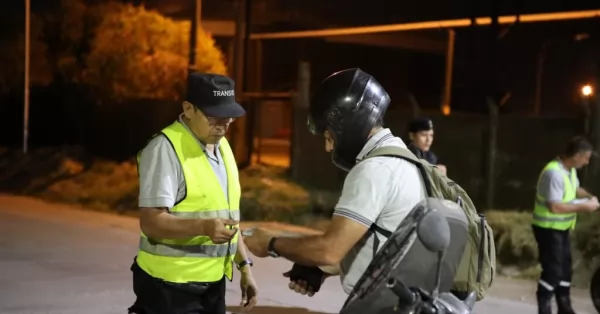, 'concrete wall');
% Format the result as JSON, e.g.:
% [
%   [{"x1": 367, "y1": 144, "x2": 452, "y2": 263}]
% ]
[{"x1": 291, "y1": 105, "x2": 586, "y2": 210}]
